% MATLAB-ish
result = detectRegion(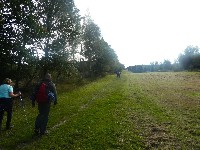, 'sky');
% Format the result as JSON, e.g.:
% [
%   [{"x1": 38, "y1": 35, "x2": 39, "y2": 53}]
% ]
[{"x1": 74, "y1": 0, "x2": 200, "y2": 67}]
